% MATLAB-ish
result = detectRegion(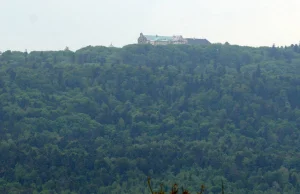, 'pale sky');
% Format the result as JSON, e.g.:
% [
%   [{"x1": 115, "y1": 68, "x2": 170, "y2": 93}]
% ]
[{"x1": 1, "y1": 0, "x2": 300, "y2": 51}]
